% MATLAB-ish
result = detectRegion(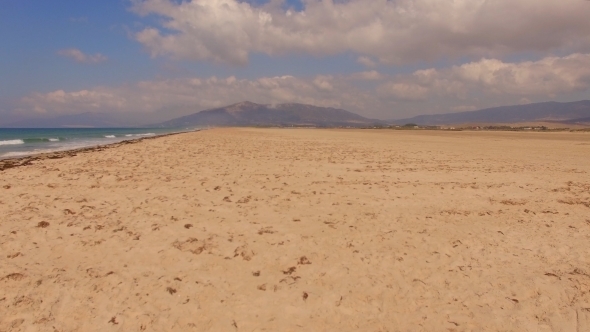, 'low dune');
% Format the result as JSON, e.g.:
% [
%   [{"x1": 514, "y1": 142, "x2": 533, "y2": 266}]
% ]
[{"x1": 1, "y1": 128, "x2": 590, "y2": 331}]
